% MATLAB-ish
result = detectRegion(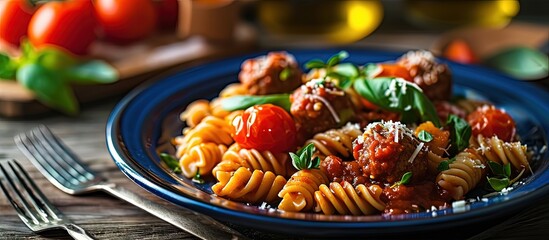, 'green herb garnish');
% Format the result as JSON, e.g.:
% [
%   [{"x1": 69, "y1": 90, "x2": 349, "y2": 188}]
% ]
[
  {"x1": 192, "y1": 170, "x2": 205, "y2": 184},
  {"x1": 290, "y1": 143, "x2": 320, "y2": 171},
  {"x1": 391, "y1": 172, "x2": 412, "y2": 188},
  {"x1": 159, "y1": 153, "x2": 182, "y2": 173},
  {"x1": 487, "y1": 161, "x2": 512, "y2": 191},
  {"x1": 353, "y1": 77, "x2": 441, "y2": 127},
  {"x1": 446, "y1": 114, "x2": 472, "y2": 156},
  {"x1": 220, "y1": 94, "x2": 291, "y2": 112},
  {"x1": 0, "y1": 40, "x2": 118, "y2": 114},
  {"x1": 279, "y1": 67, "x2": 292, "y2": 81},
  {"x1": 418, "y1": 130, "x2": 433, "y2": 142},
  {"x1": 437, "y1": 157, "x2": 456, "y2": 171}
]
